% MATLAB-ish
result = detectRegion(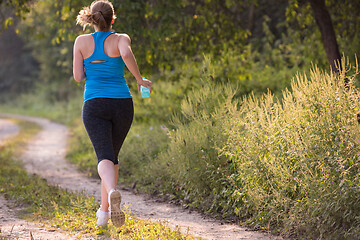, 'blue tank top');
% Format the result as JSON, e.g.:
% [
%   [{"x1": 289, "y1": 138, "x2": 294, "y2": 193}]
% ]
[{"x1": 83, "y1": 31, "x2": 132, "y2": 102}]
